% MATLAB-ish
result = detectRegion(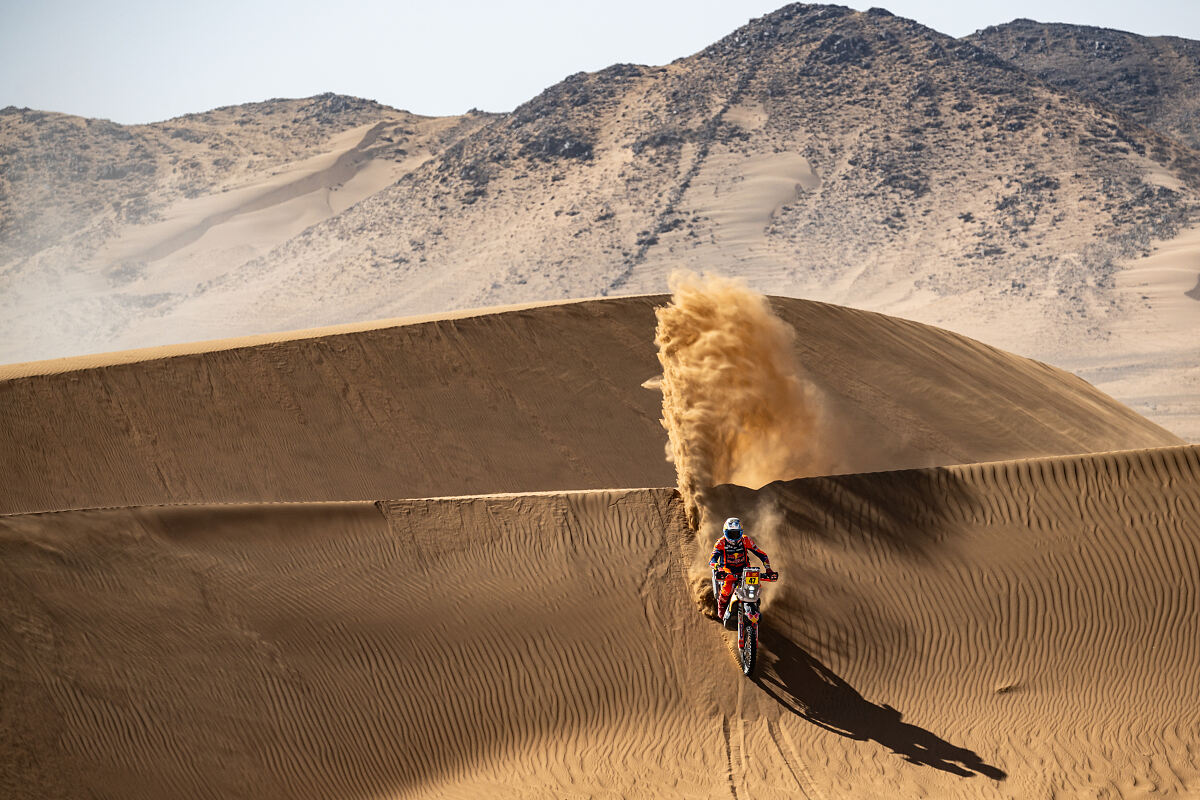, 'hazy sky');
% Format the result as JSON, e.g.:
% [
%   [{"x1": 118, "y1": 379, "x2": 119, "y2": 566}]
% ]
[{"x1": 3, "y1": 0, "x2": 1199, "y2": 124}]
